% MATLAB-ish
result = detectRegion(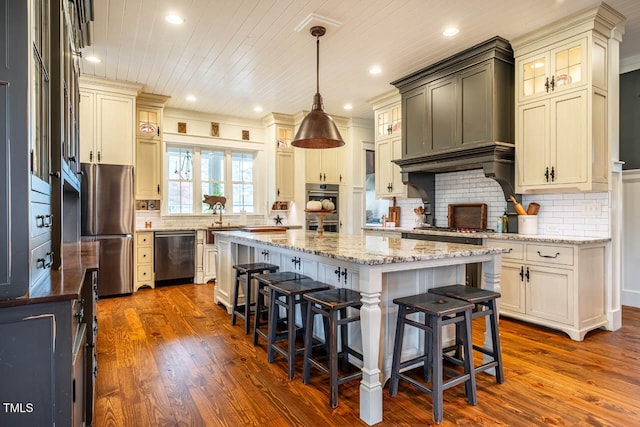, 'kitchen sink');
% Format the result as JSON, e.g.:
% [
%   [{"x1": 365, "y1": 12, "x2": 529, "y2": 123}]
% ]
[{"x1": 205, "y1": 225, "x2": 286, "y2": 244}]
